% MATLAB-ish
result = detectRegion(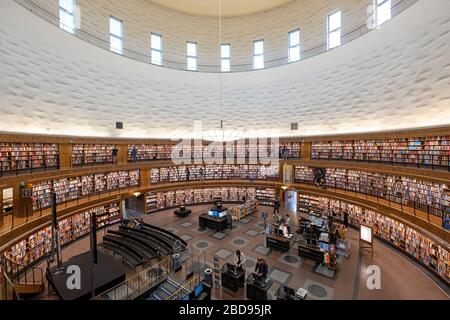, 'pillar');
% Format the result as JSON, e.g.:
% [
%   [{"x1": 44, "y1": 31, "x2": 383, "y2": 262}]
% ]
[
  {"x1": 301, "y1": 142, "x2": 311, "y2": 161},
  {"x1": 118, "y1": 145, "x2": 128, "y2": 165},
  {"x1": 59, "y1": 143, "x2": 73, "y2": 170},
  {"x1": 13, "y1": 182, "x2": 33, "y2": 219},
  {"x1": 0, "y1": 189, "x2": 3, "y2": 227}
]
